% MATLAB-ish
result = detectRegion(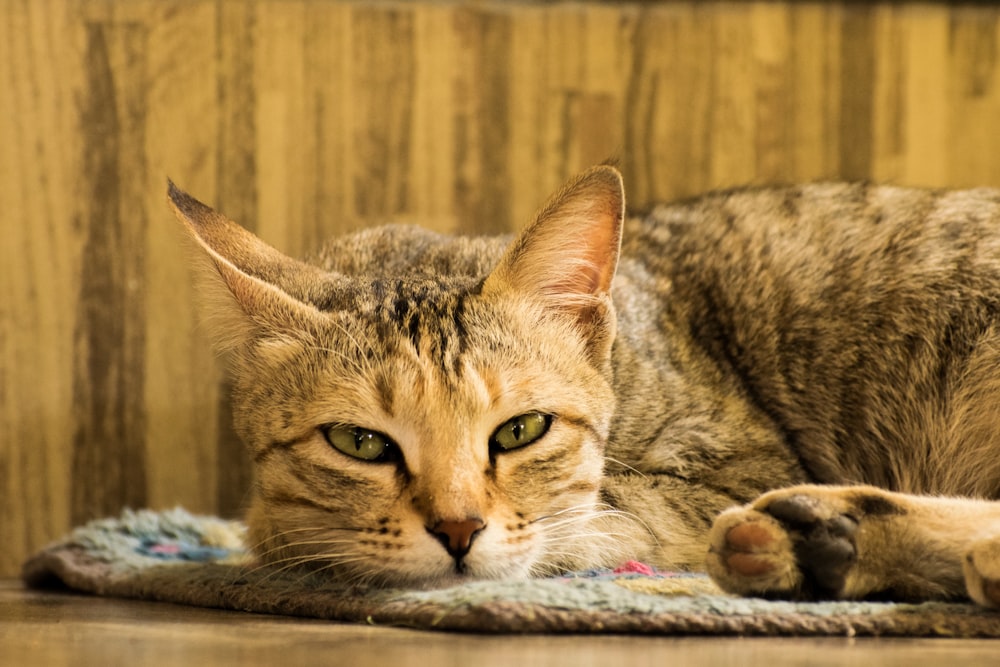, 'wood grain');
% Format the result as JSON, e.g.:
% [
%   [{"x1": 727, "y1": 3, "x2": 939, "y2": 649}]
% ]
[
  {"x1": 2, "y1": 0, "x2": 1000, "y2": 576},
  {"x1": 5, "y1": 581, "x2": 1000, "y2": 666}
]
